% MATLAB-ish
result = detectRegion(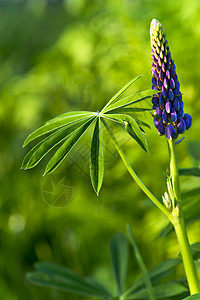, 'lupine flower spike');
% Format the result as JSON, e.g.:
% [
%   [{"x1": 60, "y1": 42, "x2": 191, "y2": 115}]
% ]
[{"x1": 150, "y1": 19, "x2": 192, "y2": 140}]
